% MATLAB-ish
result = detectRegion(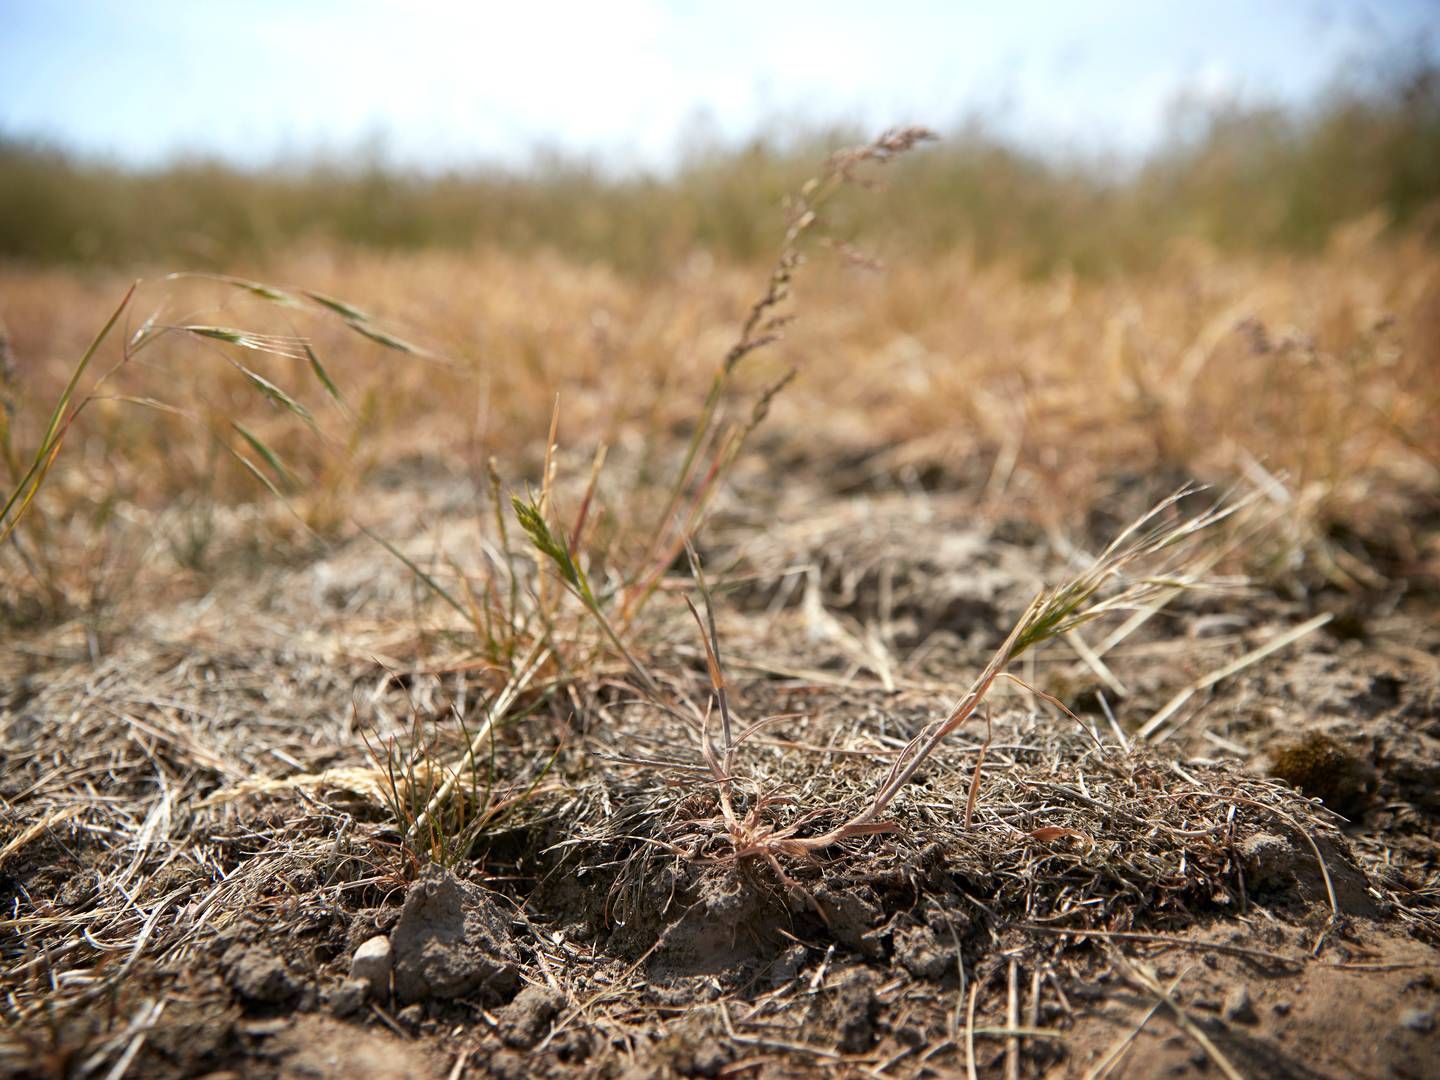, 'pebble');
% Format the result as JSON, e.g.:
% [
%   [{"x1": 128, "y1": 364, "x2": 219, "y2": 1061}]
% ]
[
  {"x1": 350, "y1": 934, "x2": 393, "y2": 996},
  {"x1": 330, "y1": 977, "x2": 369, "y2": 1018},
  {"x1": 1400, "y1": 1008, "x2": 1435, "y2": 1034},
  {"x1": 1224, "y1": 986, "x2": 1258, "y2": 1024},
  {"x1": 225, "y1": 946, "x2": 298, "y2": 1006}
]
